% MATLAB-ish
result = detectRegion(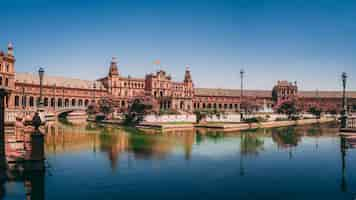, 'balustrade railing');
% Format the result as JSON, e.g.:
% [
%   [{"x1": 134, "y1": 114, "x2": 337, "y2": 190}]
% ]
[
  {"x1": 5, "y1": 105, "x2": 87, "y2": 122},
  {"x1": 5, "y1": 109, "x2": 36, "y2": 122},
  {"x1": 347, "y1": 116, "x2": 356, "y2": 129}
]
